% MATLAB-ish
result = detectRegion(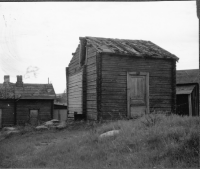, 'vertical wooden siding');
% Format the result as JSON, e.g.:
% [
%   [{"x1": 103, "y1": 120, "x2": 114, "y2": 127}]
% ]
[
  {"x1": 86, "y1": 46, "x2": 98, "y2": 120},
  {"x1": 67, "y1": 46, "x2": 85, "y2": 118},
  {"x1": 101, "y1": 54, "x2": 175, "y2": 119},
  {"x1": 68, "y1": 71, "x2": 83, "y2": 116},
  {"x1": 0, "y1": 100, "x2": 15, "y2": 127},
  {"x1": 171, "y1": 60, "x2": 176, "y2": 114},
  {"x1": 68, "y1": 44, "x2": 98, "y2": 120},
  {"x1": 68, "y1": 46, "x2": 82, "y2": 75}
]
